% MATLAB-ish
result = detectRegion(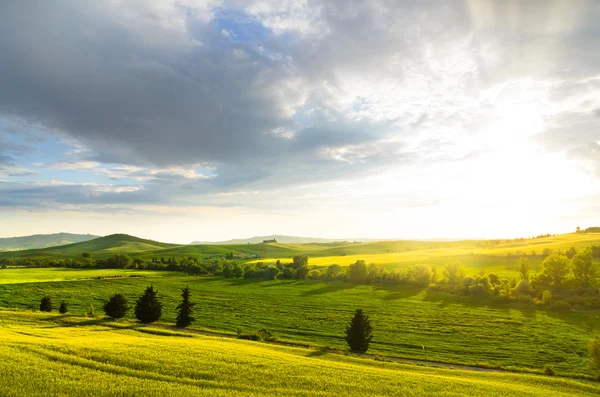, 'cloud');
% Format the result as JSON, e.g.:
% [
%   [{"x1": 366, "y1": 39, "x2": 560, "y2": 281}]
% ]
[{"x1": 0, "y1": 0, "x2": 599, "y2": 218}]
